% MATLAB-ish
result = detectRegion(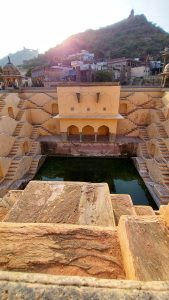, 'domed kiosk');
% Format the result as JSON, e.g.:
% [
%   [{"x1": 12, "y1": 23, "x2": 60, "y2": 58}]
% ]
[{"x1": 0, "y1": 56, "x2": 22, "y2": 88}]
